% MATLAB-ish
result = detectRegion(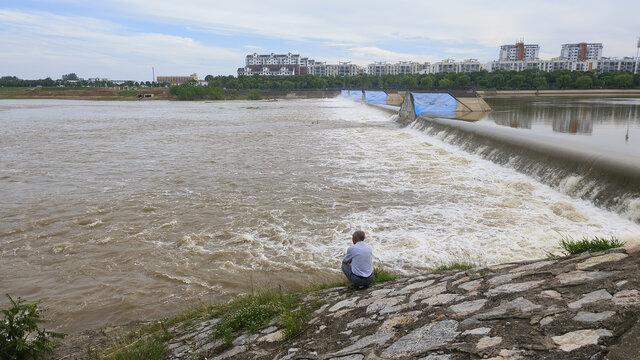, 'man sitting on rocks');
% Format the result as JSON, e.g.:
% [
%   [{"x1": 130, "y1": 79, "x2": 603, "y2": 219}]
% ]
[{"x1": 342, "y1": 230, "x2": 374, "y2": 289}]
